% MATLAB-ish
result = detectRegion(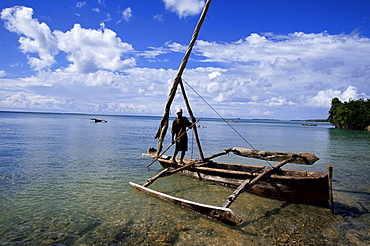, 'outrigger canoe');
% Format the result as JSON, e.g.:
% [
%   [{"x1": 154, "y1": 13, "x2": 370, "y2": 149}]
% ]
[
  {"x1": 129, "y1": 0, "x2": 333, "y2": 226},
  {"x1": 147, "y1": 147, "x2": 332, "y2": 208},
  {"x1": 130, "y1": 147, "x2": 333, "y2": 226}
]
